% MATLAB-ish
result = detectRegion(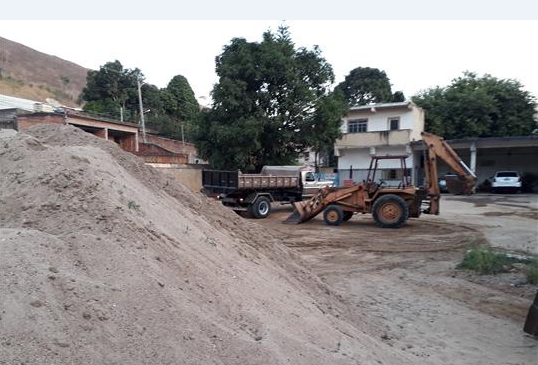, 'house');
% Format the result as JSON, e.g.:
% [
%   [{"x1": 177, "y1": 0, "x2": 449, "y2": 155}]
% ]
[{"x1": 334, "y1": 101, "x2": 425, "y2": 185}]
